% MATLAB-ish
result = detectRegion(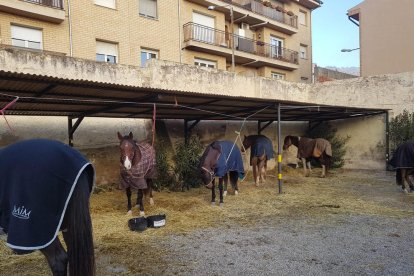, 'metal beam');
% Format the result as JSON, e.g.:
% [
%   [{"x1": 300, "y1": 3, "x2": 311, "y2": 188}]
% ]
[
  {"x1": 258, "y1": 120, "x2": 273, "y2": 134},
  {"x1": 68, "y1": 116, "x2": 84, "y2": 146},
  {"x1": 277, "y1": 103, "x2": 282, "y2": 194}
]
